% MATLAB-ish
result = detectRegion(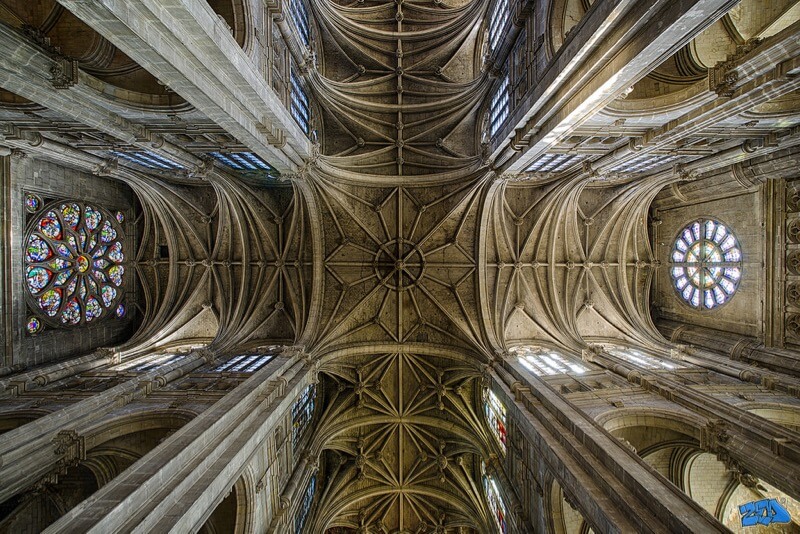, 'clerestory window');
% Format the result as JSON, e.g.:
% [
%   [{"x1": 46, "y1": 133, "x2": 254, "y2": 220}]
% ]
[
  {"x1": 605, "y1": 347, "x2": 682, "y2": 370},
  {"x1": 489, "y1": 76, "x2": 510, "y2": 138},
  {"x1": 291, "y1": 70, "x2": 311, "y2": 135},
  {"x1": 295, "y1": 474, "x2": 316, "y2": 533},
  {"x1": 292, "y1": 383, "x2": 317, "y2": 446},
  {"x1": 670, "y1": 218, "x2": 742, "y2": 310},
  {"x1": 515, "y1": 347, "x2": 588, "y2": 376},
  {"x1": 290, "y1": 0, "x2": 311, "y2": 47},
  {"x1": 211, "y1": 354, "x2": 273, "y2": 373},
  {"x1": 488, "y1": 0, "x2": 510, "y2": 51},
  {"x1": 485, "y1": 389, "x2": 507, "y2": 454},
  {"x1": 484, "y1": 470, "x2": 509, "y2": 534}
]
